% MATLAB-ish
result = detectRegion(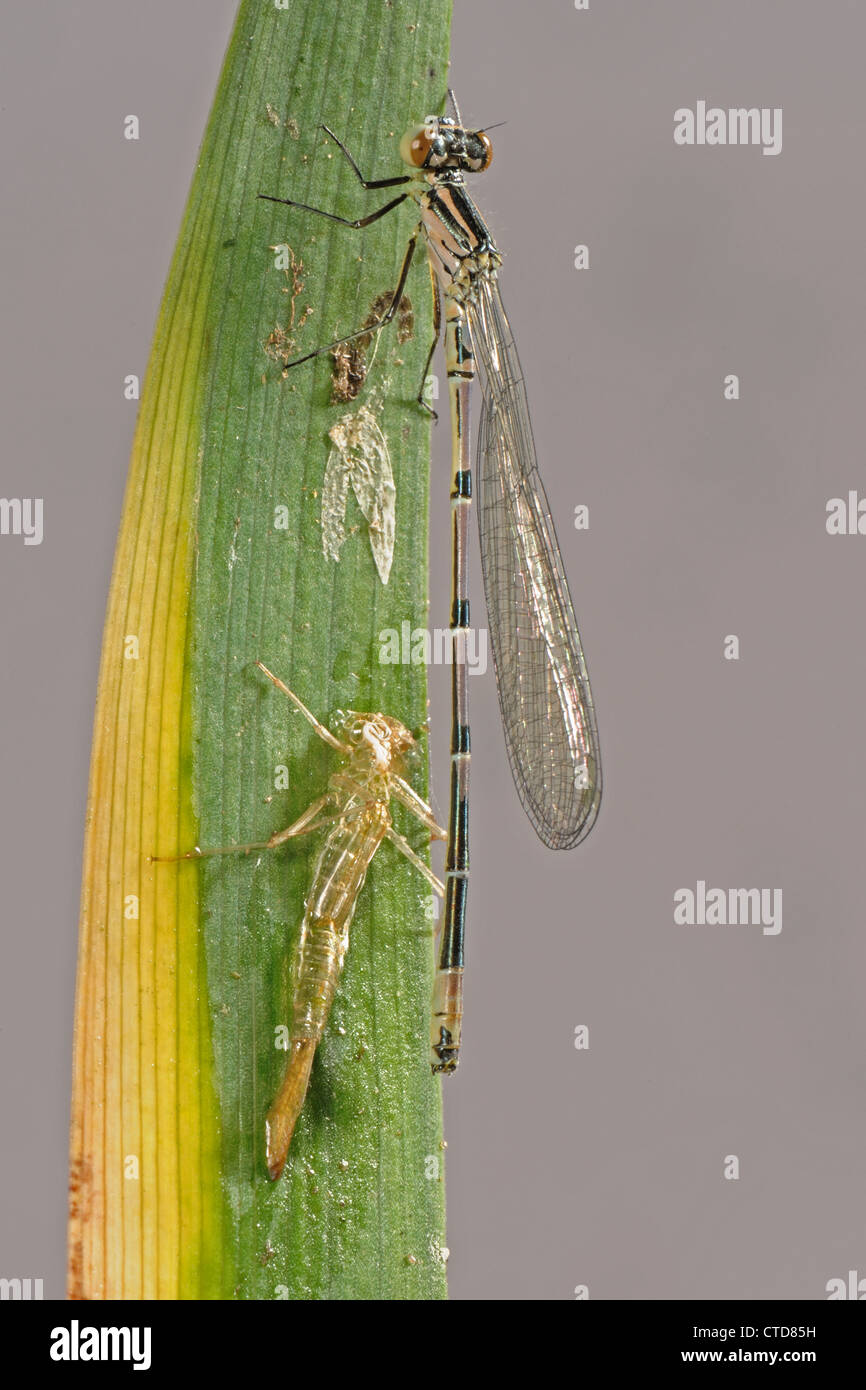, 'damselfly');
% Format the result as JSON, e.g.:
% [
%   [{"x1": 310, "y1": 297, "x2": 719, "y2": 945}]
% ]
[
  {"x1": 153, "y1": 662, "x2": 445, "y2": 1180},
  {"x1": 259, "y1": 94, "x2": 602, "y2": 1076}
]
